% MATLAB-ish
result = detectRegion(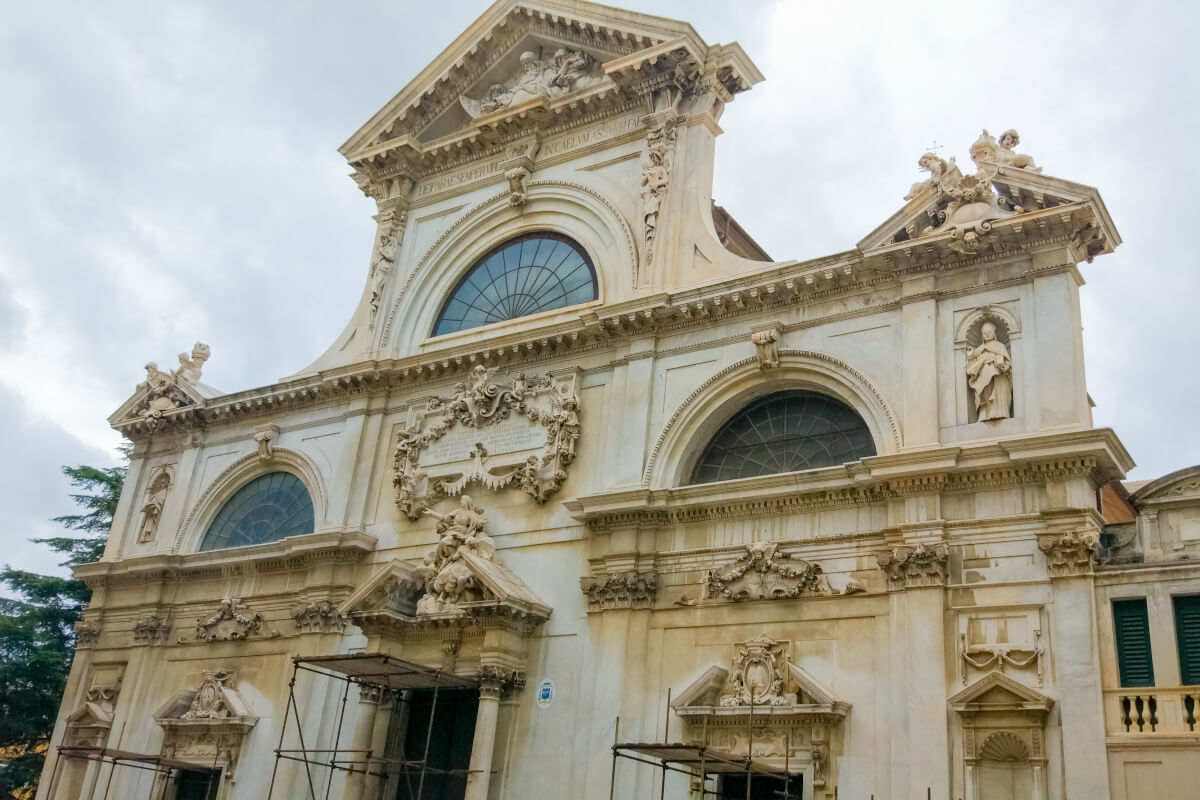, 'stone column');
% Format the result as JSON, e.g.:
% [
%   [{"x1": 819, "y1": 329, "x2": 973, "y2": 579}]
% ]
[
  {"x1": 1039, "y1": 530, "x2": 1111, "y2": 798},
  {"x1": 466, "y1": 667, "x2": 523, "y2": 800},
  {"x1": 343, "y1": 686, "x2": 381, "y2": 799},
  {"x1": 877, "y1": 543, "x2": 951, "y2": 800}
]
